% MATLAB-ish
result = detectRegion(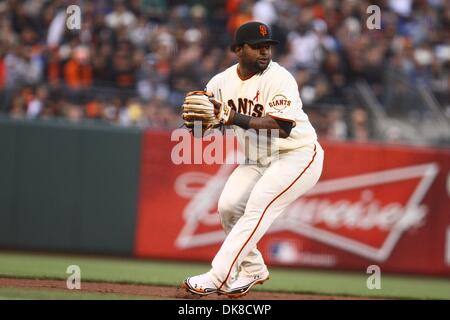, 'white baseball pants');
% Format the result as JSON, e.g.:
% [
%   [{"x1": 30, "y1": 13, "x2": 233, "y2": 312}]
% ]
[{"x1": 208, "y1": 141, "x2": 324, "y2": 290}]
